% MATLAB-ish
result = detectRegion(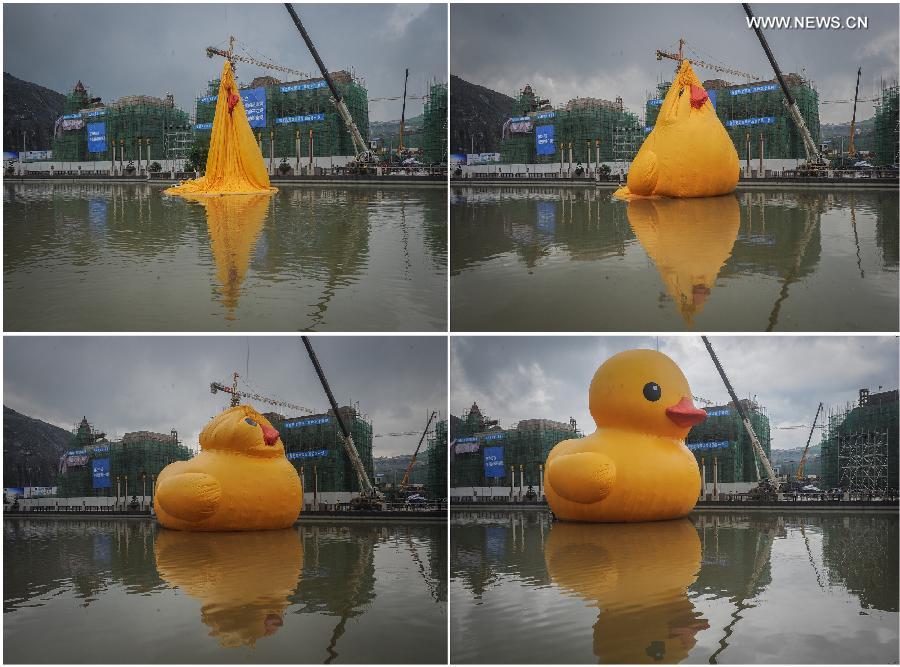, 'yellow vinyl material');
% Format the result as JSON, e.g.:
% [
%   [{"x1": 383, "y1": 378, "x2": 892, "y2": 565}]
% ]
[{"x1": 154, "y1": 405, "x2": 302, "y2": 531}]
